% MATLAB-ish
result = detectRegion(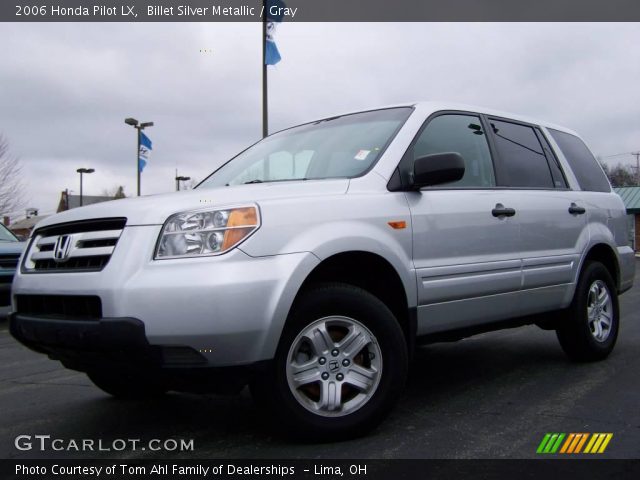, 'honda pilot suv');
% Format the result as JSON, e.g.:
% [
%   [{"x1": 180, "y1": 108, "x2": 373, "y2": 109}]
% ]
[
  {"x1": 0, "y1": 223, "x2": 24, "y2": 319},
  {"x1": 10, "y1": 102, "x2": 635, "y2": 439}
]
